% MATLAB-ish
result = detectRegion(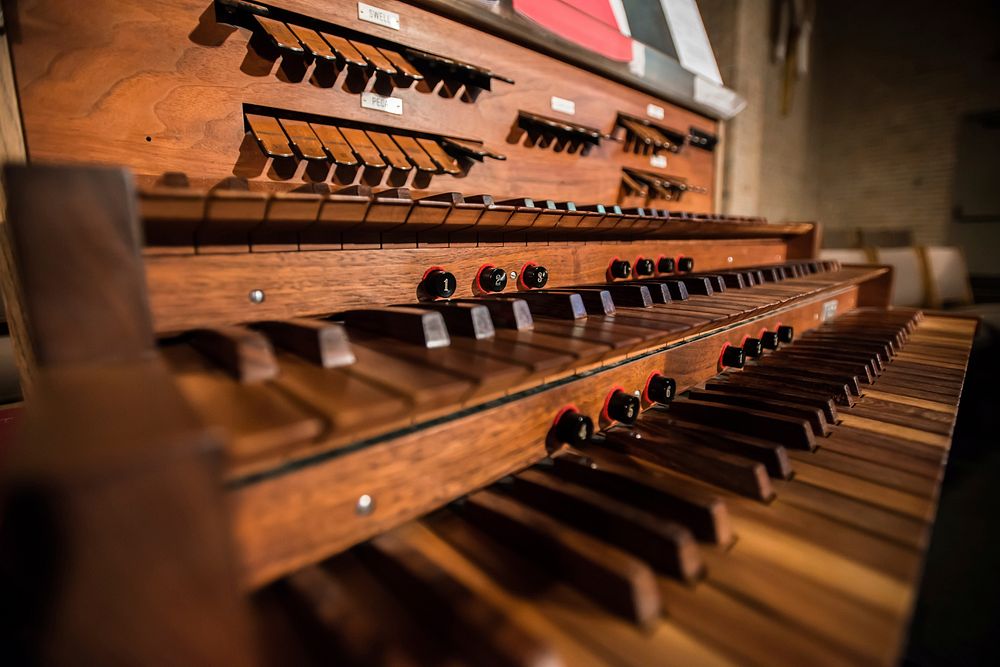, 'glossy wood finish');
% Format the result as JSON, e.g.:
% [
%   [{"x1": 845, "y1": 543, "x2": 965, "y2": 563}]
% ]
[{"x1": 9, "y1": 0, "x2": 717, "y2": 207}]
